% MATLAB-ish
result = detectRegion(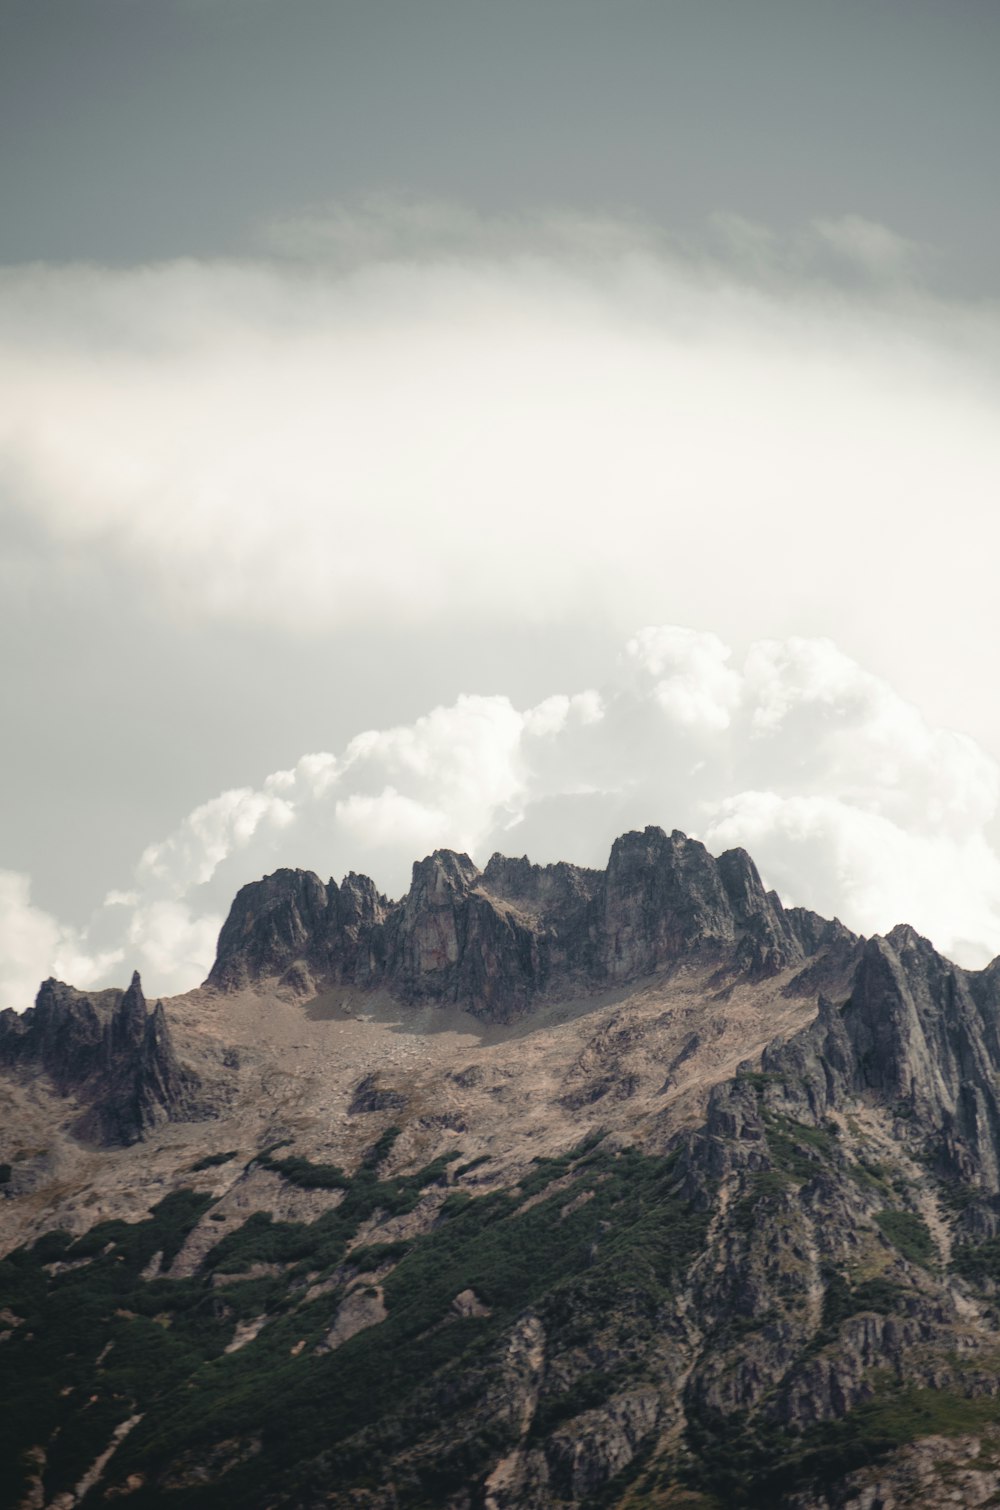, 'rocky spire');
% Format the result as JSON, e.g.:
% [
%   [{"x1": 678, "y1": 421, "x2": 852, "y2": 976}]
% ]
[{"x1": 0, "y1": 972, "x2": 199, "y2": 1146}]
